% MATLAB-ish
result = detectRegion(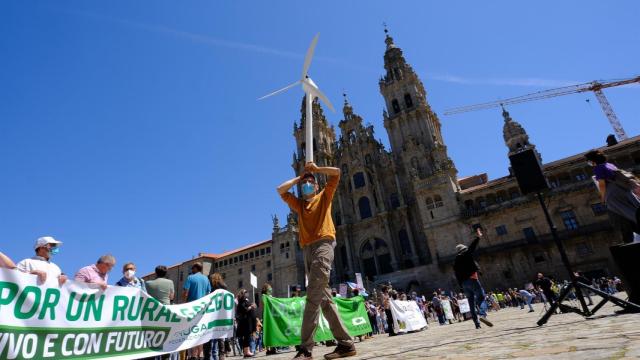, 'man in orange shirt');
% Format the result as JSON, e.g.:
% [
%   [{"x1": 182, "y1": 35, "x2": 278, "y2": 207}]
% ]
[{"x1": 277, "y1": 162, "x2": 356, "y2": 360}]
